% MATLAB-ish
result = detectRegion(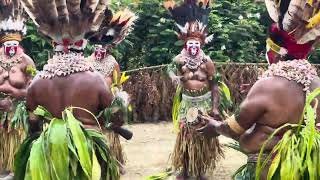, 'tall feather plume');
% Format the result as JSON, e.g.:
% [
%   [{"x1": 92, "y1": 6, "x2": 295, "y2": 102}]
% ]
[
  {"x1": 66, "y1": 0, "x2": 80, "y2": 17},
  {"x1": 12, "y1": 0, "x2": 20, "y2": 17},
  {"x1": 20, "y1": 0, "x2": 110, "y2": 45},
  {"x1": 164, "y1": 0, "x2": 211, "y2": 27},
  {"x1": 20, "y1": 0, "x2": 38, "y2": 24},
  {"x1": 163, "y1": 0, "x2": 212, "y2": 44},
  {"x1": 83, "y1": 0, "x2": 99, "y2": 14},
  {"x1": 282, "y1": 0, "x2": 306, "y2": 31},
  {"x1": 91, "y1": 0, "x2": 109, "y2": 31},
  {"x1": 265, "y1": 0, "x2": 280, "y2": 22},
  {"x1": 86, "y1": 8, "x2": 137, "y2": 47},
  {"x1": 0, "y1": 0, "x2": 26, "y2": 35},
  {"x1": 55, "y1": 0, "x2": 69, "y2": 22},
  {"x1": 265, "y1": 0, "x2": 320, "y2": 44},
  {"x1": 39, "y1": 0, "x2": 58, "y2": 25}
]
